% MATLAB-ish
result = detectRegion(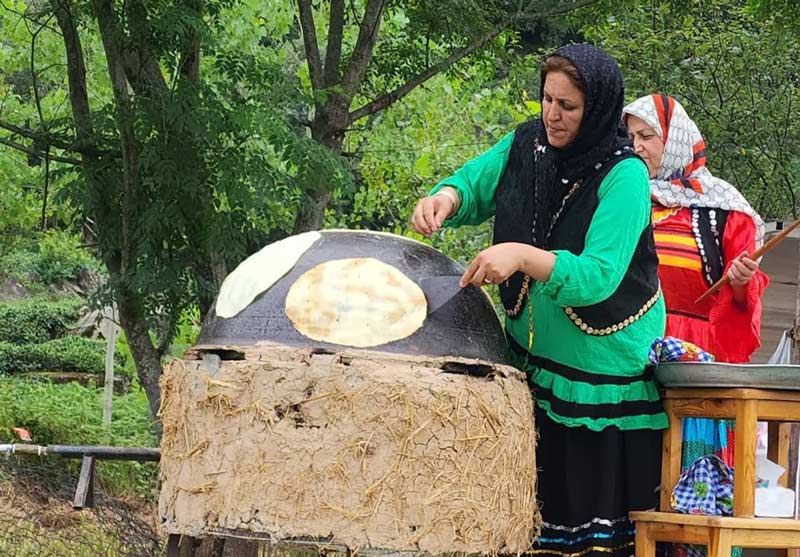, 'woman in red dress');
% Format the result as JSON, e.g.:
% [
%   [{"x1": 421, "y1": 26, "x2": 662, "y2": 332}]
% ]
[{"x1": 623, "y1": 94, "x2": 769, "y2": 468}]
